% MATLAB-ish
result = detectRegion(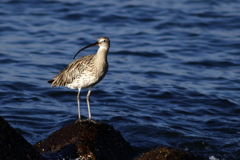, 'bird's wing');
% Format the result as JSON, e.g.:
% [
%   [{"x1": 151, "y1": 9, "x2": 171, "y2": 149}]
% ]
[{"x1": 51, "y1": 54, "x2": 95, "y2": 87}]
